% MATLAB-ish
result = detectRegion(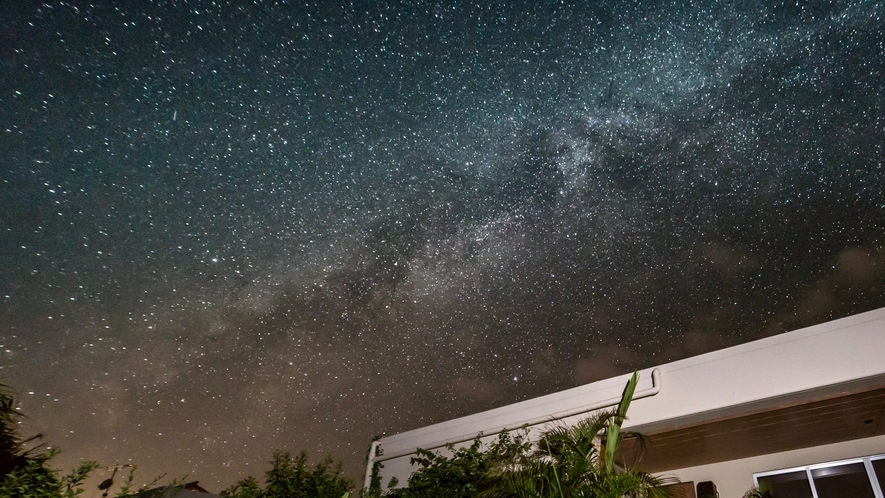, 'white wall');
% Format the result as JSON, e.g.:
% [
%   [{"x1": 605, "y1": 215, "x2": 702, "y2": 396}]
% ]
[{"x1": 665, "y1": 434, "x2": 885, "y2": 498}]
